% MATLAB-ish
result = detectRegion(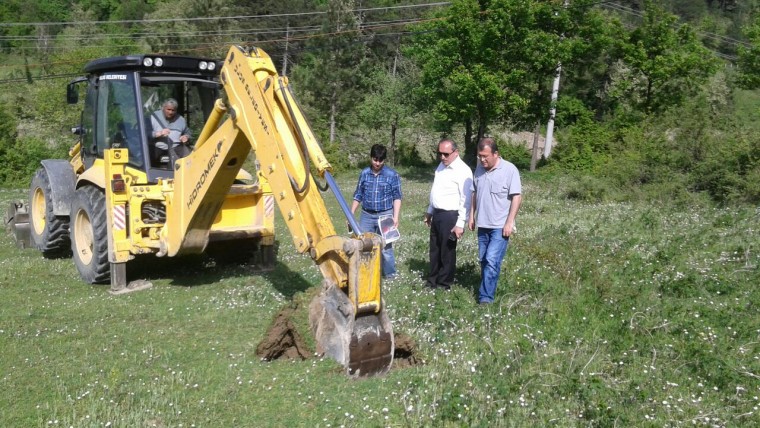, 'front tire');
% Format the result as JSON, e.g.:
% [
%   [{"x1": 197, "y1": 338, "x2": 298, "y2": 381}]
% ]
[
  {"x1": 70, "y1": 186, "x2": 110, "y2": 284},
  {"x1": 29, "y1": 167, "x2": 70, "y2": 256}
]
